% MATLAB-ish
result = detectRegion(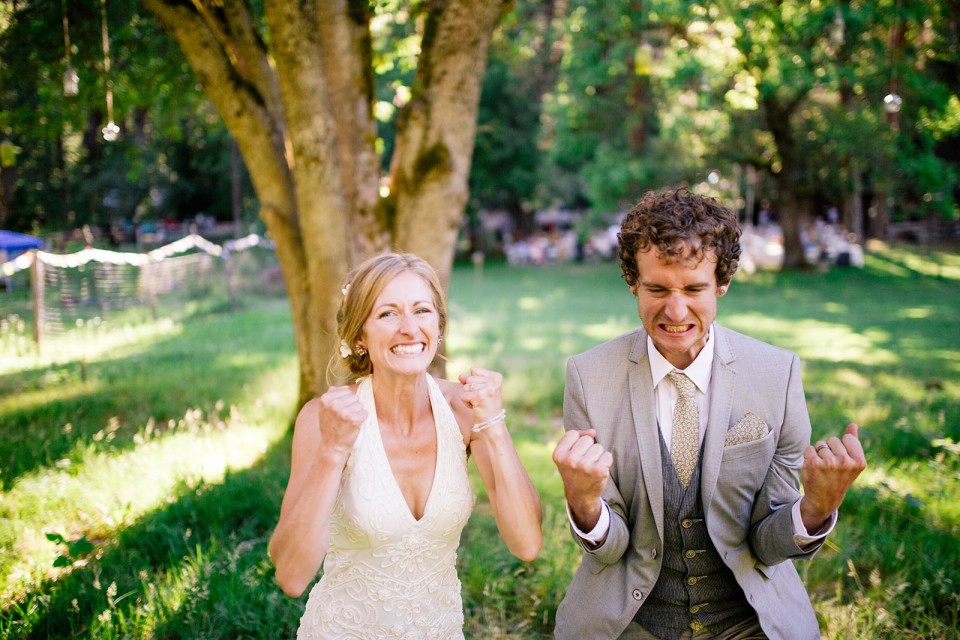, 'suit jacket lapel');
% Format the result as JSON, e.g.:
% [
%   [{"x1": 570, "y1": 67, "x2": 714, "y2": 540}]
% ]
[
  {"x1": 701, "y1": 324, "x2": 736, "y2": 512},
  {"x1": 627, "y1": 331, "x2": 665, "y2": 542}
]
